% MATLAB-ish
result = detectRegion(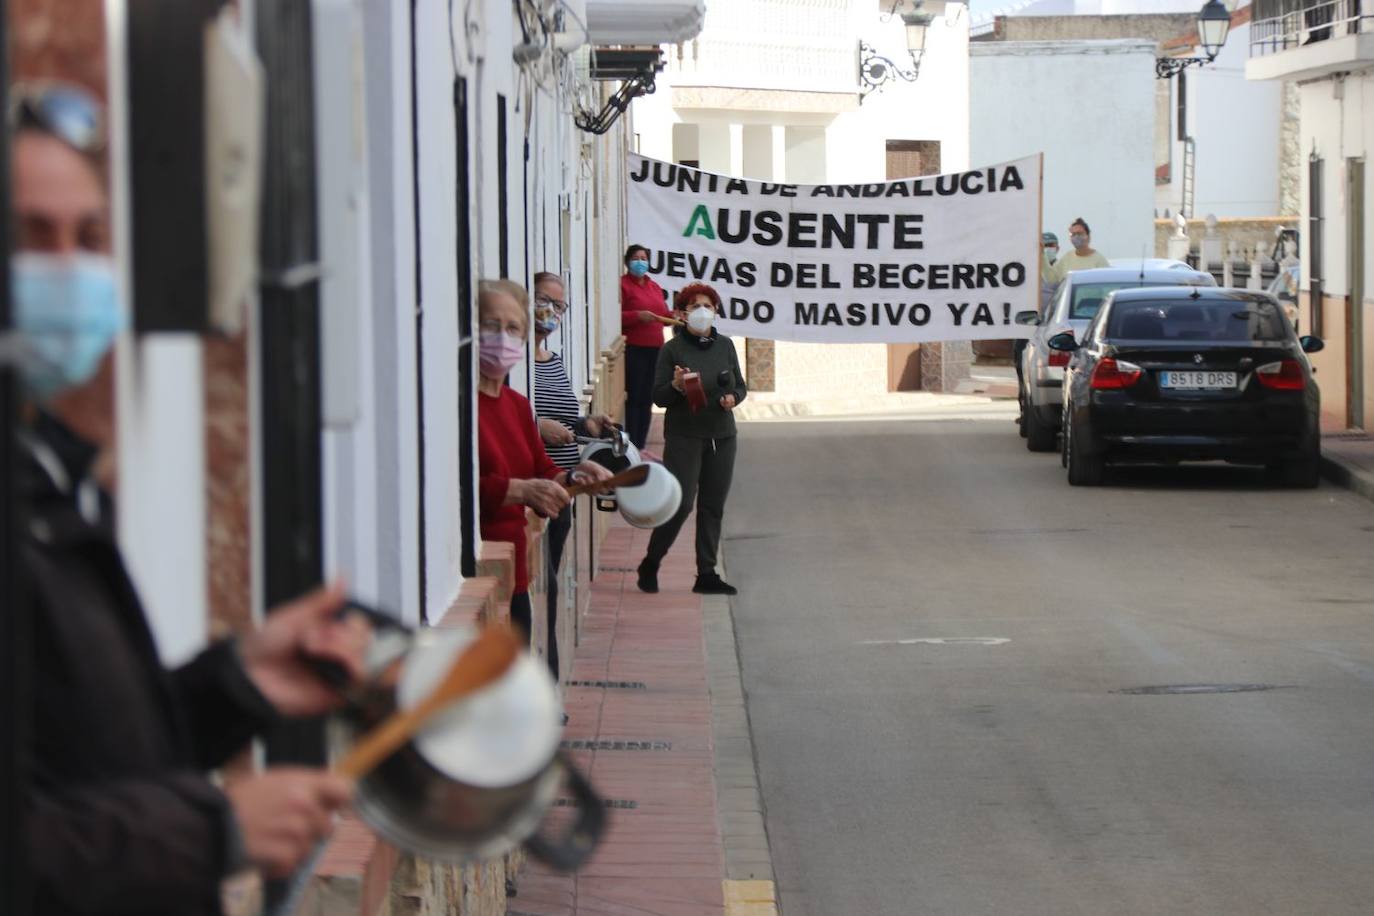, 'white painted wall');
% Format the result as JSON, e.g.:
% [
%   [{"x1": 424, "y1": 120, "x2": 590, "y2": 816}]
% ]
[
  {"x1": 1294, "y1": 69, "x2": 1374, "y2": 427},
  {"x1": 971, "y1": 39, "x2": 1157, "y2": 259},
  {"x1": 1298, "y1": 72, "x2": 1374, "y2": 296},
  {"x1": 1154, "y1": 21, "x2": 1283, "y2": 218},
  {"x1": 360, "y1": 0, "x2": 422, "y2": 624}
]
